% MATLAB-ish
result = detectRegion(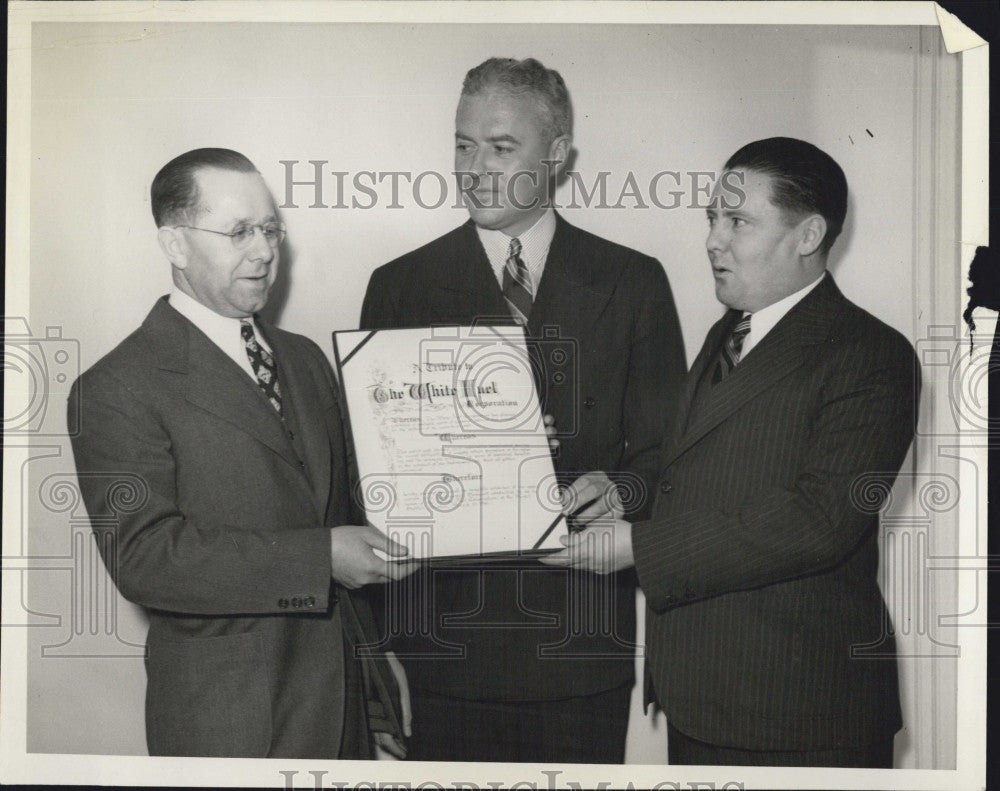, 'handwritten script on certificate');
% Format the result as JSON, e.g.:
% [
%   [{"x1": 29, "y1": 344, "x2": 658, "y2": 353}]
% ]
[{"x1": 333, "y1": 325, "x2": 566, "y2": 560}]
